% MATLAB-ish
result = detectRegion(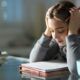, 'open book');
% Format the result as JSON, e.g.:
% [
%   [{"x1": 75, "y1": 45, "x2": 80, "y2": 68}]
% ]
[{"x1": 19, "y1": 61, "x2": 69, "y2": 77}]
